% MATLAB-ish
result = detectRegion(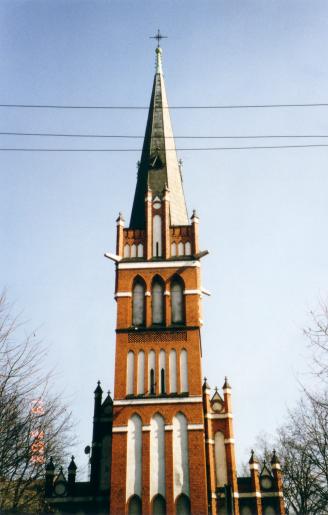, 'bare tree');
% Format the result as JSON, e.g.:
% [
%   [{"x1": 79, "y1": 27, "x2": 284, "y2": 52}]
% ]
[
  {"x1": 0, "y1": 292, "x2": 73, "y2": 513},
  {"x1": 304, "y1": 303, "x2": 328, "y2": 386}
]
